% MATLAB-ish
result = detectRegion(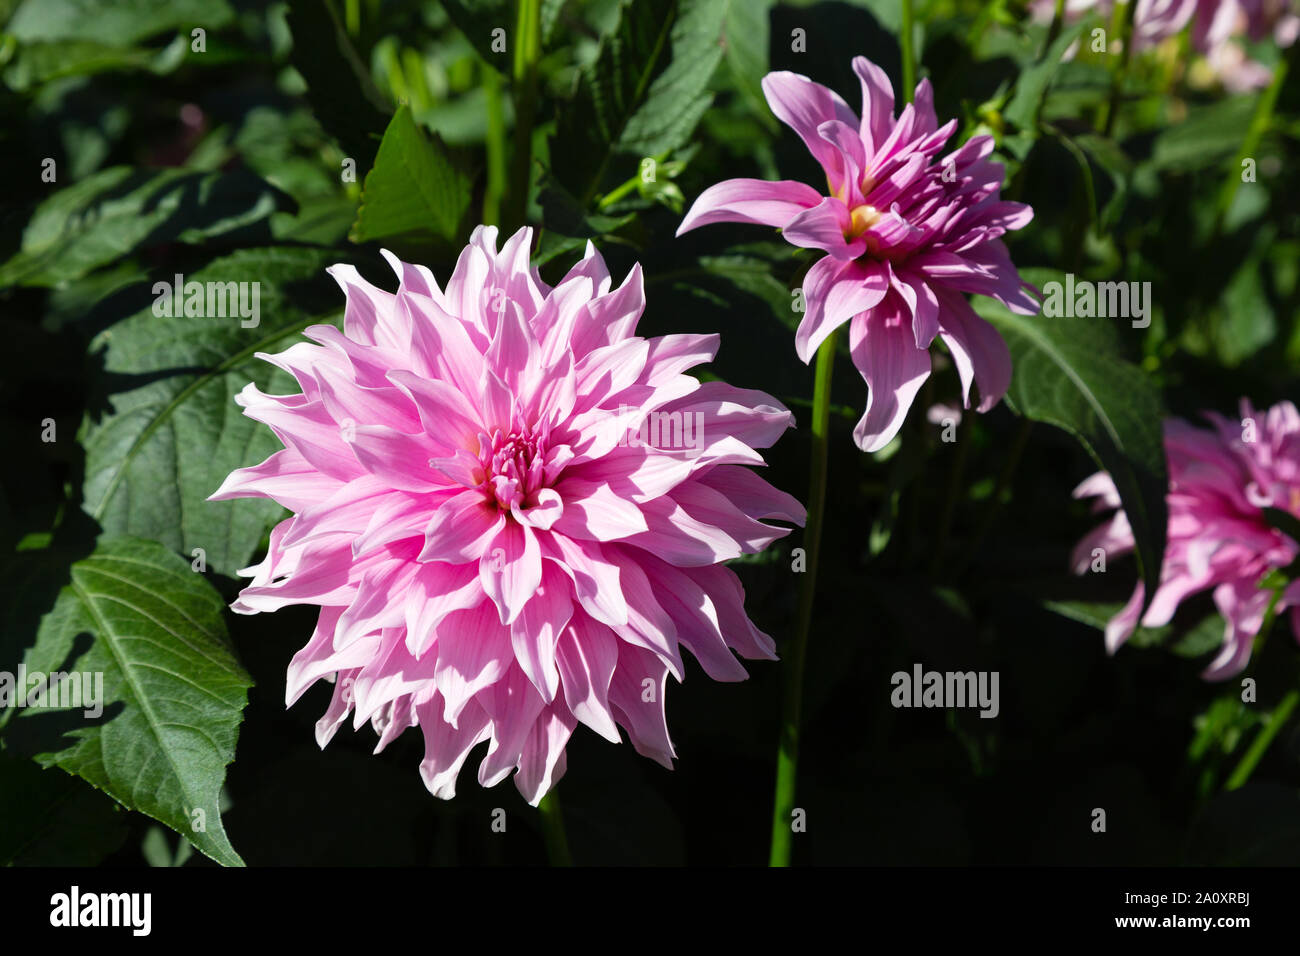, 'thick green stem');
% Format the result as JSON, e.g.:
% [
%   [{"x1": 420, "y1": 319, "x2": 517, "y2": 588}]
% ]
[
  {"x1": 769, "y1": 330, "x2": 838, "y2": 867},
  {"x1": 1225, "y1": 690, "x2": 1299, "y2": 791},
  {"x1": 537, "y1": 789, "x2": 573, "y2": 866},
  {"x1": 505, "y1": 0, "x2": 541, "y2": 233},
  {"x1": 900, "y1": 0, "x2": 916, "y2": 101}
]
